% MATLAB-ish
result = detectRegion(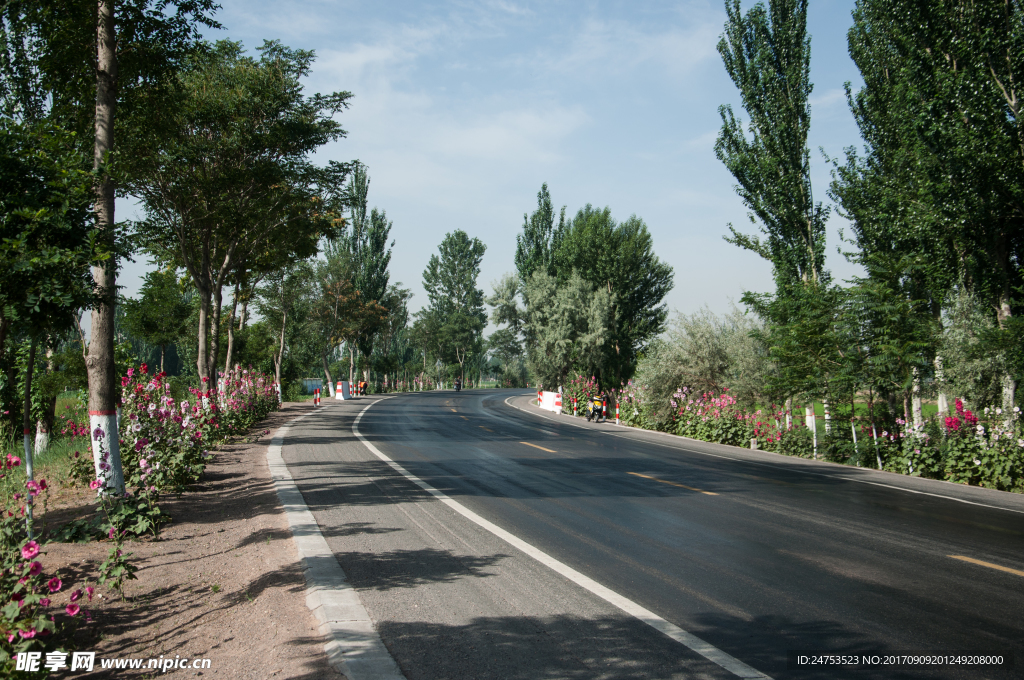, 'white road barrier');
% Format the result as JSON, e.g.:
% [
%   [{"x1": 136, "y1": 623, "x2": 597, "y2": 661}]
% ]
[{"x1": 538, "y1": 391, "x2": 562, "y2": 414}]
